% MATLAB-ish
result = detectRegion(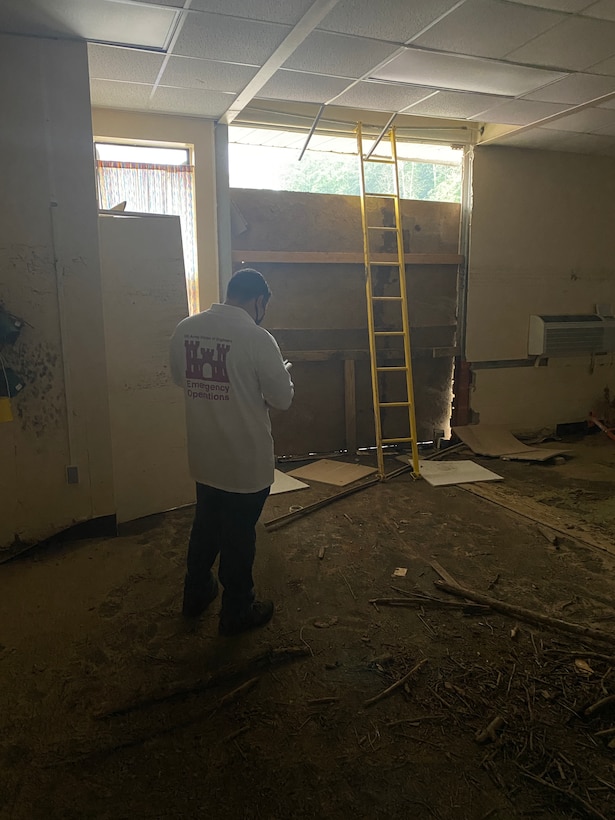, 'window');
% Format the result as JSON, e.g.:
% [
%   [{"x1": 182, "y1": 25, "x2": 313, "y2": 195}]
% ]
[
  {"x1": 95, "y1": 143, "x2": 198, "y2": 313},
  {"x1": 228, "y1": 127, "x2": 462, "y2": 202}
]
